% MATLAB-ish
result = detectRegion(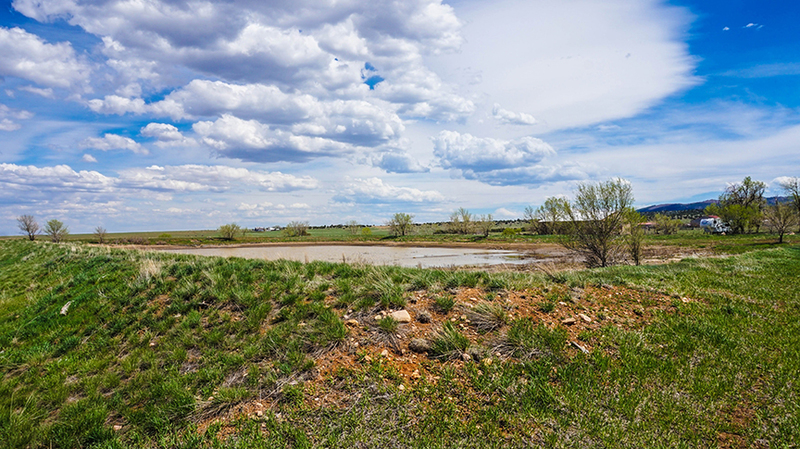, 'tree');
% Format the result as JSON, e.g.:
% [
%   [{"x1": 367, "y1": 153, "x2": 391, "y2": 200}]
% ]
[
  {"x1": 44, "y1": 219, "x2": 69, "y2": 243},
  {"x1": 560, "y1": 178, "x2": 635, "y2": 268},
  {"x1": 476, "y1": 214, "x2": 494, "y2": 237},
  {"x1": 448, "y1": 207, "x2": 473, "y2": 234},
  {"x1": 625, "y1": 210, "x2": 646, "y2": 266},
  {"x1": 653, "y1": 213, "x2": 681, "y2": 235},
  {"x1": 522, "y1": 206, "x2": 538, "y2": 234},
  {"x1": 284, "y1": 221, "x2": 310, "y2": 237},
  {"x1": 17, "y1": 215, "x2": 40, "y2": 241},
  {"x1": 345, "y1": 220, "x2": 361, "y2": 235},
  {"x1": 535, "y1": 197, "x2": 568, "y2": 235},
  {"x1": 763, "y1": 201, "x2": 798, "y2": 244},
  {"x1": 387, "y1": 213, "x2": 413, "y2": 236},
  {"x1": 706, "y1": 176, "x2": 766, "y2": 234},
  {"x1": 218, "y1": 223, "x2": 244, "y2": 240},
  {"x1": 778, "y1": 176, "x2": 800, "y2": 232},
  {"x1": 94, "y1": 226, "x2": 108, "y2": 243}
]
